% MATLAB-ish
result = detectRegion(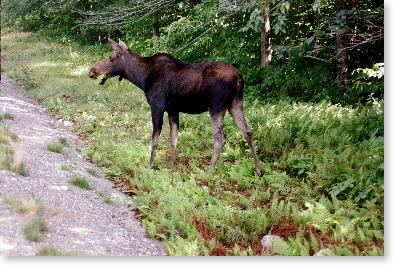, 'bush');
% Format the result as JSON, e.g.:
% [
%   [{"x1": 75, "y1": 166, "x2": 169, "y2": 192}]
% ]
[
  {"x1": 68, "y1": 176, "x2": 91, "y2": 190},
  {"x1": 254, "y1": 53, "x2": 331, "y2": 101}
]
